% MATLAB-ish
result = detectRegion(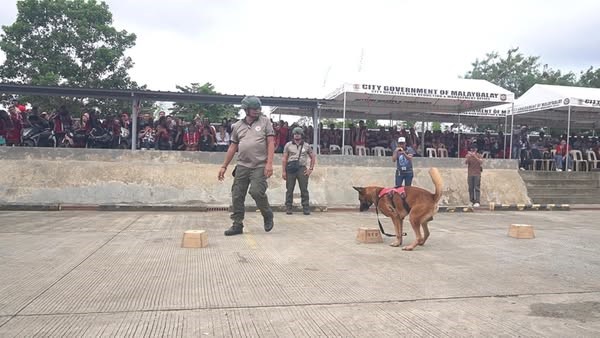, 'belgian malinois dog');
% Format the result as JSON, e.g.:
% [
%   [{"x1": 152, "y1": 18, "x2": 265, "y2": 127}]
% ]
[{"x1": 353, "y1": 168, "x2": 443, "y2": 250}]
